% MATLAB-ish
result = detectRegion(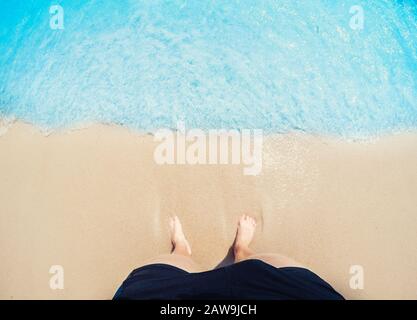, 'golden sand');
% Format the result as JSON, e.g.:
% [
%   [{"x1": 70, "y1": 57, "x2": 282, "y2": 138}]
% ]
[{"x1": 0, "y1": 122, "x2": 416, "y2": 299}]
